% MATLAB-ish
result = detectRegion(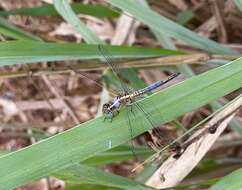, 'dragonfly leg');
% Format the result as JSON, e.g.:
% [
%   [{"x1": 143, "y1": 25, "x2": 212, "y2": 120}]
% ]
[
  {"x1": 130, "y1": 106, "x2": 136, "y2": 117},
  {"x1": 103, "y1": 115, "x2": 113, "y2": 122},
  {"x1": 126, "y1": 99, "x2": 136, "y2": 117}
]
